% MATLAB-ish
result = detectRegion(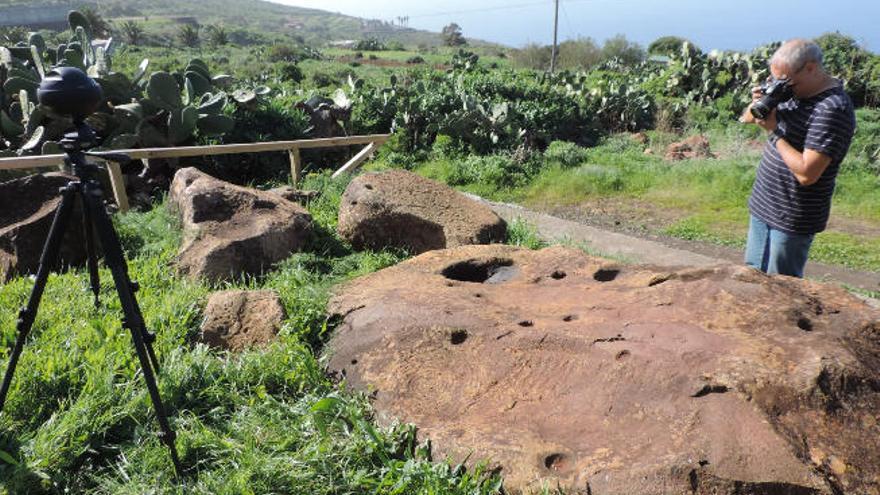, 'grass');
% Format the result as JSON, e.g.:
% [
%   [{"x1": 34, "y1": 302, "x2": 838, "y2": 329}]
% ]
[
  {"x1": 413, "y1": 122, "x2": 880, "y2": 272},
  {"x1": 0, "y1": 172, "x2": 504, "y2": 494}
]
